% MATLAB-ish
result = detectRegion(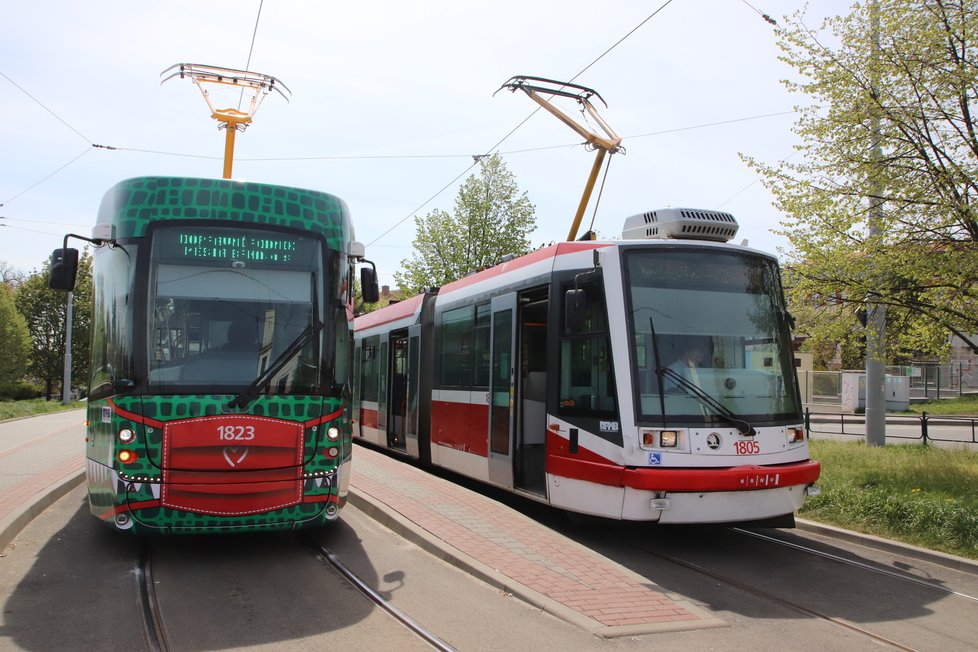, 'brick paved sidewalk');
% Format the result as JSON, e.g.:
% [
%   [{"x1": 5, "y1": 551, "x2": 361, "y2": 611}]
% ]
[
  {"x1": 347, "y1": 444, "x2": 725, "y2": 637},
  {"x1": 0, "y1": 410, "x2": 87, "y2": 551}
]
